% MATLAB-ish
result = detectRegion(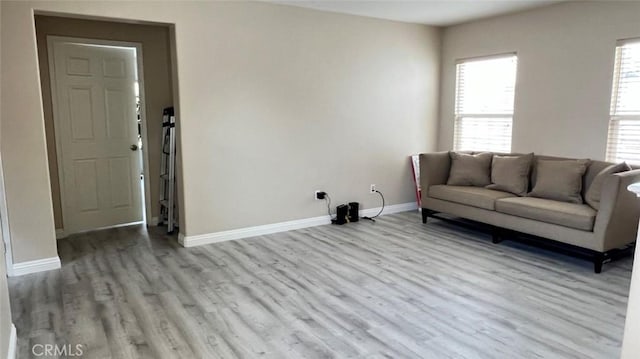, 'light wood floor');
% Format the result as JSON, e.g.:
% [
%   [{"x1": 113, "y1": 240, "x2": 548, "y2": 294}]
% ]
[{"x1": 9, "y1": 212, "x2": 633, "y2": 358}]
